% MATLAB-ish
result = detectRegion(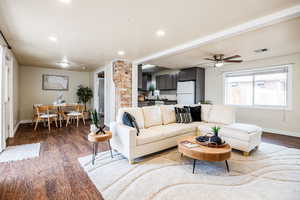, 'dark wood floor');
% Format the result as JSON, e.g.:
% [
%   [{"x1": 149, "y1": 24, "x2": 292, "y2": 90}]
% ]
[
  {"x1": 0, "y1": 122, "x2": 300, "y2": 200},
  {"x1": 0, "y1": 121, "x2": 105, "y2": 200}
]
